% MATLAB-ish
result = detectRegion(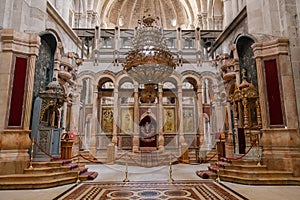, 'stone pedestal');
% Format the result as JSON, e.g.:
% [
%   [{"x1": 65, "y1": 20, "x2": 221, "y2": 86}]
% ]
[
  {"x1": 158, "y1": 134, "x2": 165, "y2": 151},
  {"x1": 0, "y1": 130, "x2": 31, "y2": 175},
  {"x1": 181, "y1": 143, "x2": 189, "y2": 163},
  {"x1": 0, "y1": 30, "x2": 40, "y2": 175},
  {"x1": 253, "y1": 38, "x2": 300, "y2": 176},
  {"x1": 106, "y1": 143, "x2": 115, "y2": 164},
  {"x1": 132, "y1": 136, "x2": 139, "y2": 153},
  {"x1": 261, "y1": 128, "x2": 300, "y2": 176}
]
